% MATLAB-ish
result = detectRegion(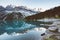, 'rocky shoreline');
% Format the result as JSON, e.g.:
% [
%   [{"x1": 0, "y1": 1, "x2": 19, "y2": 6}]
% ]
[{"x1": 42, "y1": 21, "x2": 60, "y2": 40}]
